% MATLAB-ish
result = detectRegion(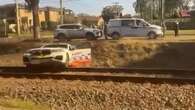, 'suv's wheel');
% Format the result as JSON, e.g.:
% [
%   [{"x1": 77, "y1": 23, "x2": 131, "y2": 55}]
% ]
[
  {"x1": 148, "y1": 32, "x2": 157, "y2": 39},
  {"x1": 86, "y1": 33, "x2": 96, "y2": 41},
  {"x1": 57, "y1": 33, "x2": 70, "y2": 42},
  {"x1": 111, "y1": 32, "x2": 121, "y2": 40},
  {"x1": 26, "y1": 64, "x2": 36, "y2": 71}
]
